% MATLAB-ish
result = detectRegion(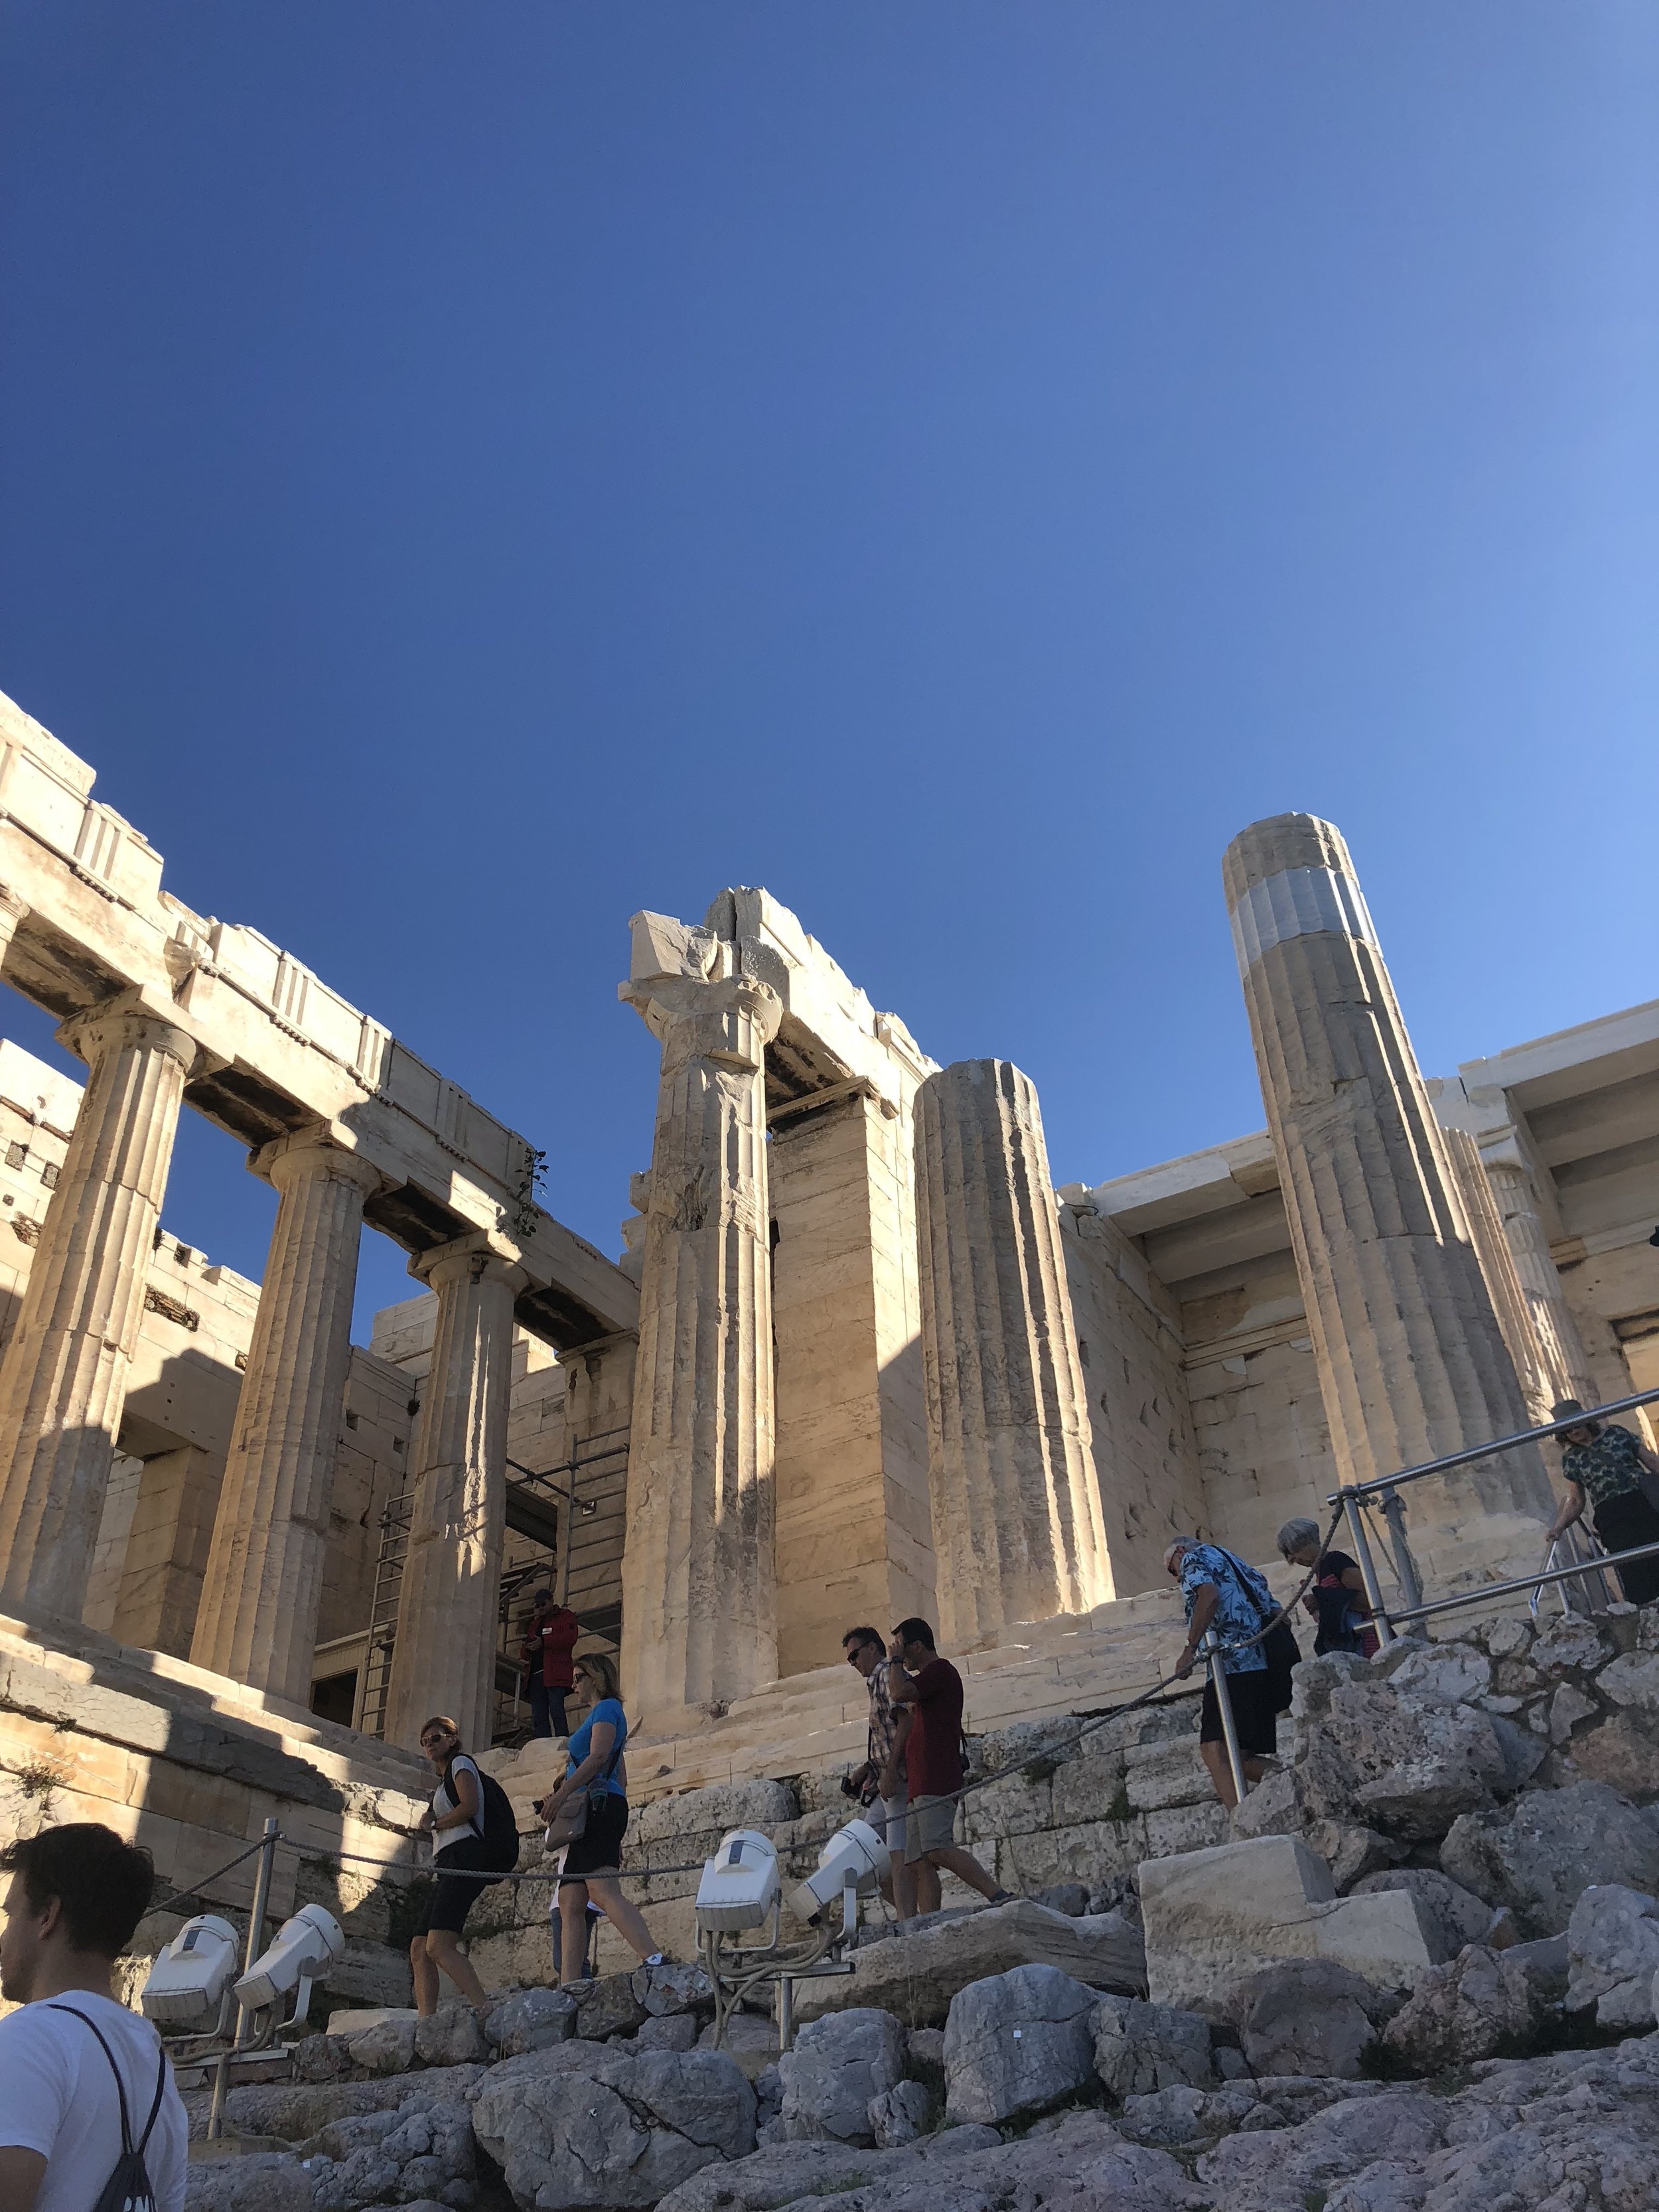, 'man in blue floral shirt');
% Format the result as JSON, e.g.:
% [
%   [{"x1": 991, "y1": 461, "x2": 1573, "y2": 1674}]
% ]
[{"x1": 1166, "y1": 1537, "x2": 1289, "y2": 1806}]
